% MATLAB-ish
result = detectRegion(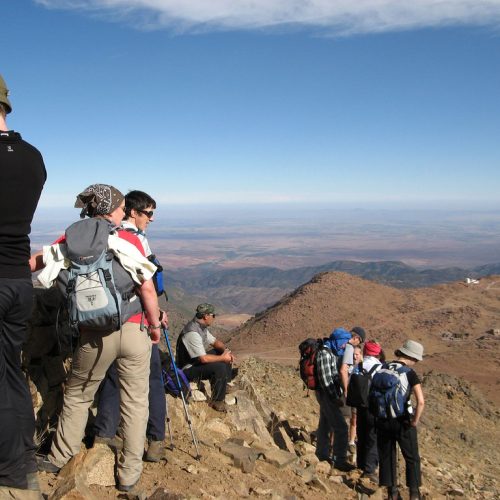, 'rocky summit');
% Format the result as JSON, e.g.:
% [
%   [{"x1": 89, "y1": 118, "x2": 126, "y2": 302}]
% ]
[{"x1": 16, "y1": 276, "x2": 500, "y2": 499}]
